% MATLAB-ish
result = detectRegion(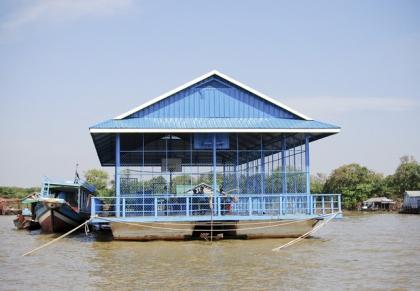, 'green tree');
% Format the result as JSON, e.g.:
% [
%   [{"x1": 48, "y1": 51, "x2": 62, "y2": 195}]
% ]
[
  {"x1": 391, "y1": 156, "x2": 420, "y2": 197},
  {"x1": 311, "y1": 173, "x2": 327, "y2": 194},
  {"x1": 84, "y1": 169, "x2": 111, "y2": 197},
  {"x1": 144, "y1": 176, "x2": 167, "y2": 194},
  {"x1": 323, "y1": 163, "x2": 383, "y2": 209}
]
